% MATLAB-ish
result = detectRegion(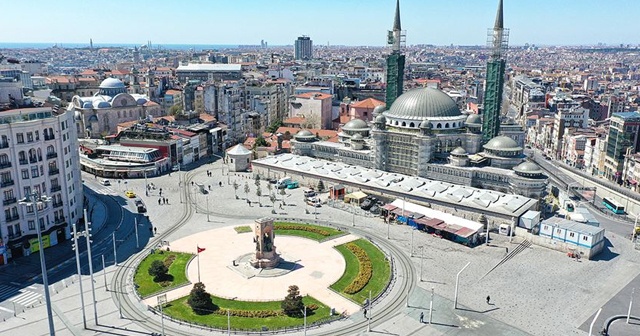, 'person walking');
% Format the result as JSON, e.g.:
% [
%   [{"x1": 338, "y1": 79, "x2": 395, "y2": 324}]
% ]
[
  {"x1": 419, "y1": 311, "x2": 424, "y2": 323},
  {"x1": 158, "y1": 198, "x2": 161, "y2": 205},
  {"x1": 486, "y1": 295, "x2": 491, "y2": 305}
]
